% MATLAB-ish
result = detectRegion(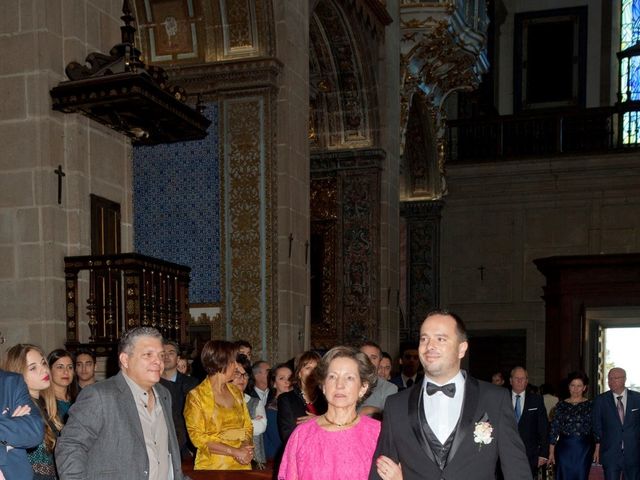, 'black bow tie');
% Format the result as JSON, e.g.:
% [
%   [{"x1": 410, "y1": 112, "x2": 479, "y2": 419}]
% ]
[{"x1": 426, "y1": 382, "x2": 456, "y2": 398}]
